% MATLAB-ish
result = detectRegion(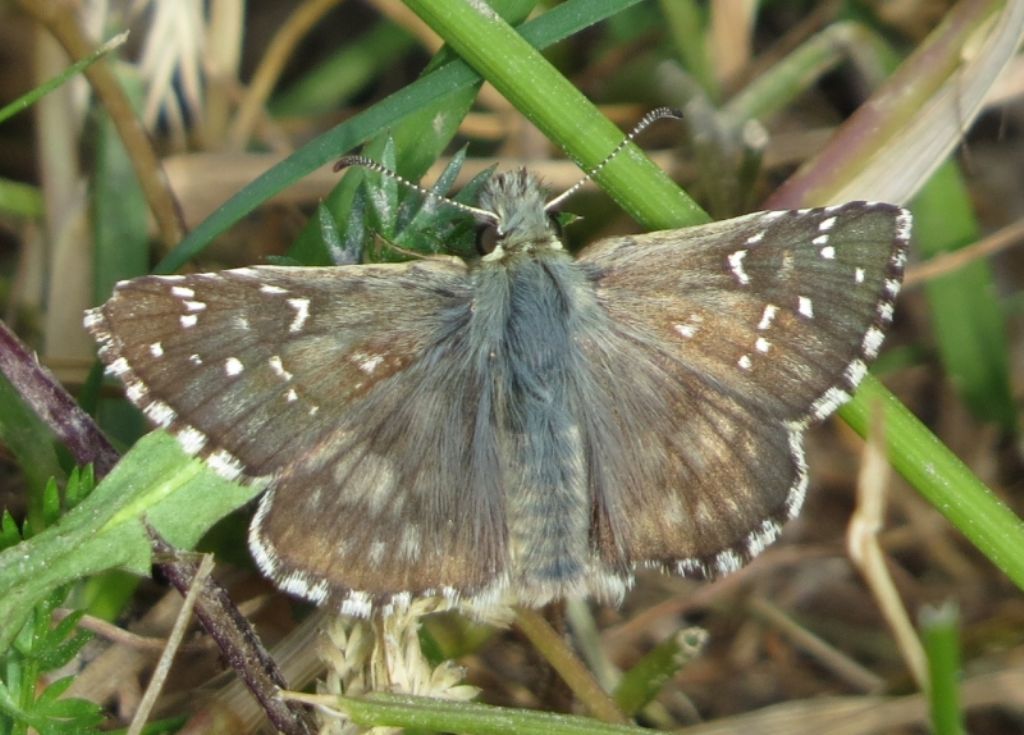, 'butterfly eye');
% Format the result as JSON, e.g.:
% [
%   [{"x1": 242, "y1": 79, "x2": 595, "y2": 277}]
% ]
[{"x1": 476, "y1": 224, "x2": 501, "y2": 255}]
